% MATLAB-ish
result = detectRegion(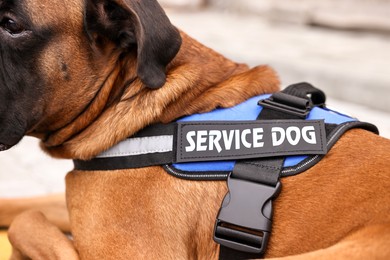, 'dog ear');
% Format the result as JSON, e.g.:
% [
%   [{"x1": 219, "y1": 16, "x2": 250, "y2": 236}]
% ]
[{"x1": 85, "y1": 0, "x2": 182, "y2": 89}]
